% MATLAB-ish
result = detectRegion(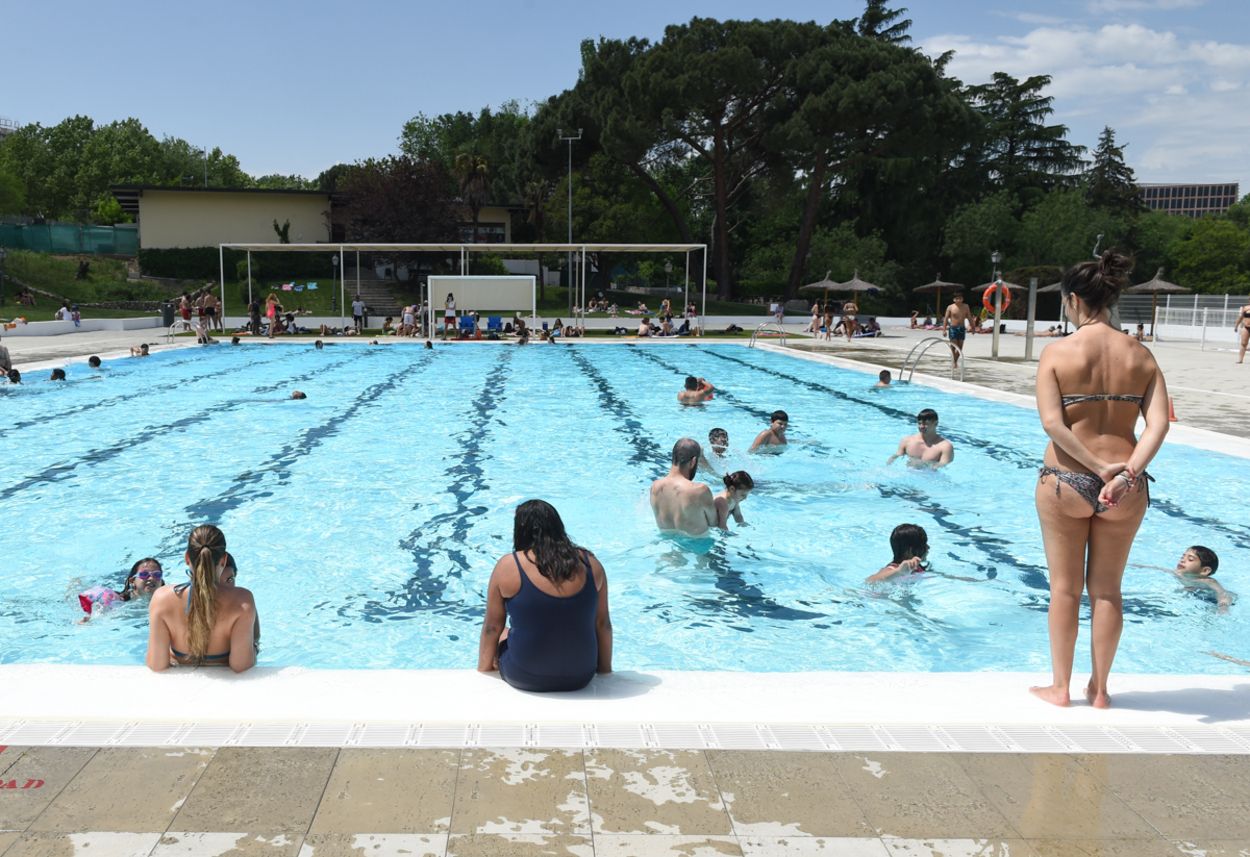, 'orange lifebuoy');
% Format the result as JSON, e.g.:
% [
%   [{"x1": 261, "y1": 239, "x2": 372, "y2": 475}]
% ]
[{"x1": 982, "y1": 283, "x2": 1012, "y2": 314}]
